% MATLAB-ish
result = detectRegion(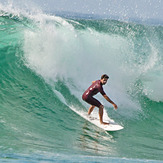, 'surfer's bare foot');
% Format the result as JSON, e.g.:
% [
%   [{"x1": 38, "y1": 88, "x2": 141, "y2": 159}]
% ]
[{"x1": 100, "y1": 121, "x2": 109, "y2": 125}]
